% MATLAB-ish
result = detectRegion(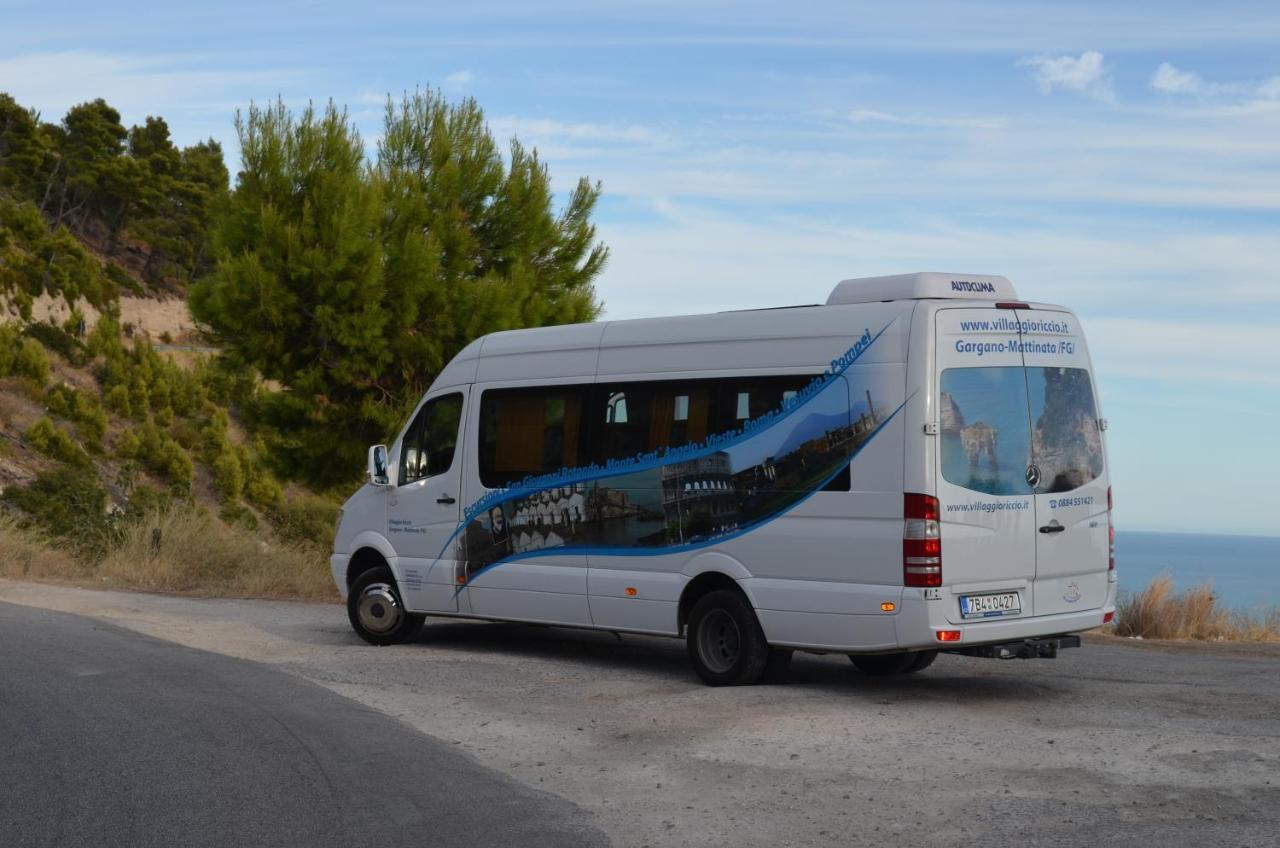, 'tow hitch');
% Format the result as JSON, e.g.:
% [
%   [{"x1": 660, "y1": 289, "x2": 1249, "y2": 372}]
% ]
[{"x1": 948, "y1": 634, "x2": 1081, "y2": 660}]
